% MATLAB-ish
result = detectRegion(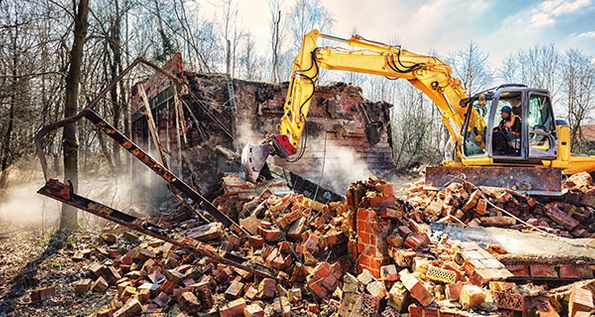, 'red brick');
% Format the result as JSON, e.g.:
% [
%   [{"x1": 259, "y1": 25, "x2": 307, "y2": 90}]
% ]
[
  {"x1": 114, "y1": 298, "x2": 142, "y2": 317},
  {"x1": 249, "y1": 235, "x2": 264, "y2": 249},
  {"x1": 404, "y1": 232, "x2": 430, "y2": 249},
  {"x1": 559, "y1": 265, "x2": 593, "y2": 279},
  {"x1": 569, "y1": 287, "x2": 593, "y2": 316},
  {"x1": 178, "y1": 292, "x2": 201, "y2": 314},
  {"x1": 380, "y1": 207, "x2": 402, "y2": 220},
  {"x1": 399, "y1": 269, "x2": 434, "y2": 307},
  {"x1": 244, "y1": 303, "x2": 264, "y2": 317},
  {"x1": 530, "y1": 265, "x2": 558, "y2": 278},
  {"x1": 326, "y1": 229, "x2": 347, "y2": 246},
  {"x1": 92, "y1": 277, "x2": 109, "y2": 292},
  {"x1": 545, "y1": 203, "x2": 579, "y2": 230},
  {"x1": 506, "y1": 264, "x2": 530, "y2": 277},
  {"x1": 397, "y1": 225, "x2": 412, "y2": 238},
  {"x1": 74, "y1": 279, "x2": 93, "y2": 294},
  {"x1": 30, "y1": 287, "x2": 56, "y2": 302},
  {"x1": 475, "y1": 199, "x2": 488, "y2": 215},
  {"x1": 220, "y1": 298, "x2": 246, "y2": 317},
  {"x1": 276, "y1": 210, "x2": 302, "y2": 229},
  {"x1": 224, "y1": 281, "x2": 244, "y2": 299},
  {"x1": 257, "y1": 226, "x2": 283, "y2": 242},
  {"x1": 380, "y1": 264, "x2": 399, "y2": 282},
  {"x1": 446, "y1": 282, "x2": 464, "y2": 301},
  {"x1": 256, "y1": 278, "x2": 276, "y2": 299},
  {"x1": 369, "y1": 194, "x2": 396, "y2": 208}
]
